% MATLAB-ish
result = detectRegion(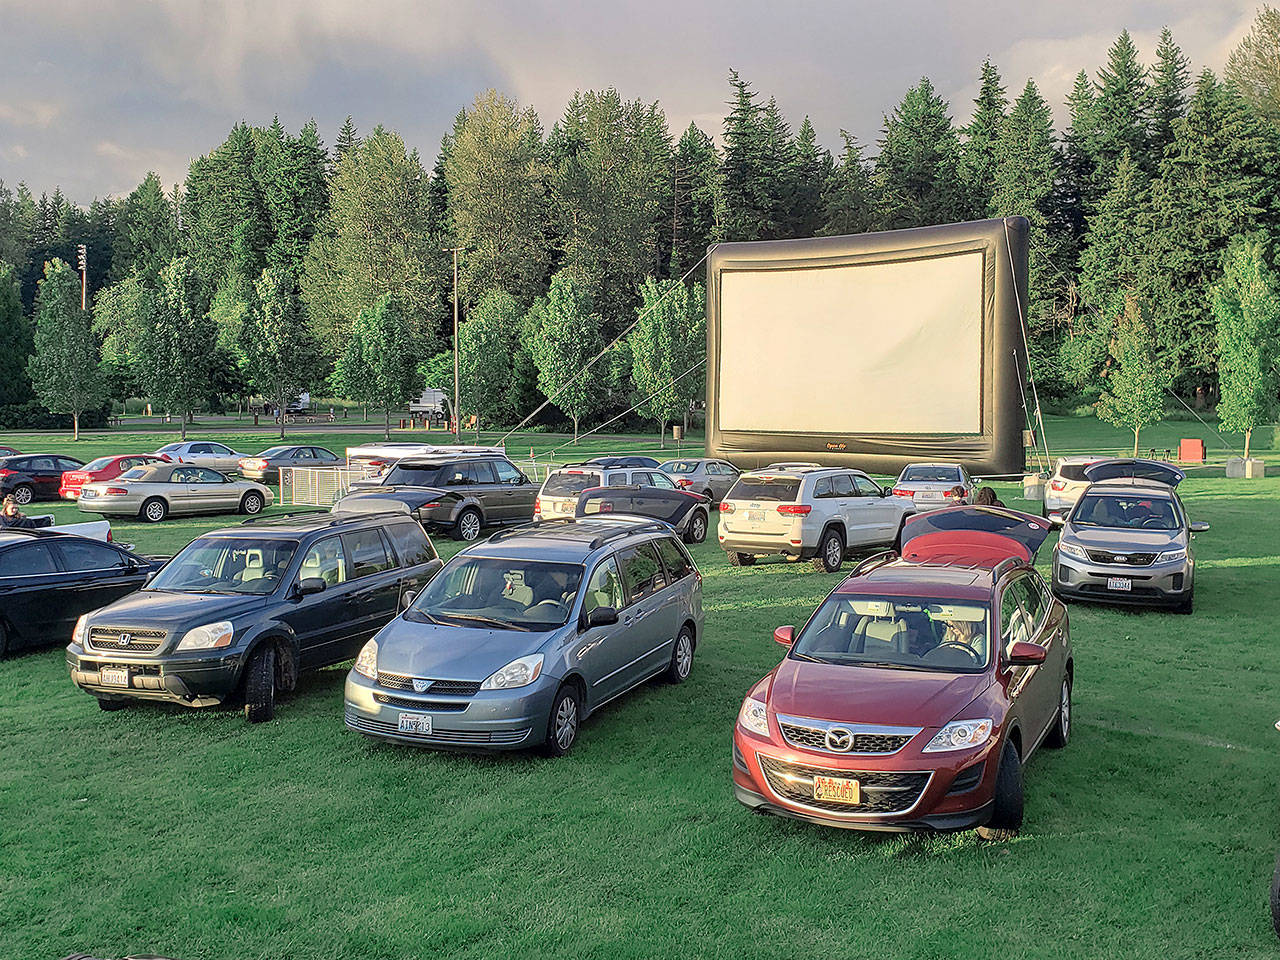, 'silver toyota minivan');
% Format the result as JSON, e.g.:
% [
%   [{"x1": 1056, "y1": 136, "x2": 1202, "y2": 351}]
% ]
[{"x1": 344, "y1": 516, "x2": 704, "y2": 755}]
